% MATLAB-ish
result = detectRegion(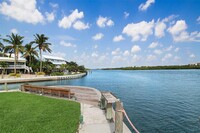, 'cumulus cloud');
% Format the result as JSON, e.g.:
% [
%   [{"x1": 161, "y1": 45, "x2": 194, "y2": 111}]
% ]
[
  {"x1": 165, "y1": 45, "x2": 173, "y2": 51},
  {"x1": 168, "y1": 20, "x2": 200, "y2": 42},
  {"x1": 111, "y1": 48, "x2": 121, "y2": 55},
  {"x1": 124, "y1": 12, "x2": 129, "y2": 19},
  {"x1": 147, "y1": 54, "x2": 156, "y2": 61},
  {"x1": 139, "y1": 0, "x2": 155, "y2": 11},
  {"x1": 148, "y1": 42, "x2": 158, "y2": 49},
  {"x1": 49, "y1": 2, "x2": 59, "y2": 9},
  {"x1": 131, "y1": 45, "x2": 141, "y2": 53},
  {"x1": 113, "y1": 35, "x2": 125, "y2": 42},
  {"x1": 10, "y1": 28, "x2": 18, "y2": 34},
  {"x1": 123, "y1": 50, "x2": 130, "y2": 56},
  {"x1": 189, "y1": 54, "x2": 195, "y2": 58},
  {"x1": 155, "y1": 21, "x2": 166, "y2": 38},
  {"x1": 96, "y1": 16, "x2": 114, "y2": 28},
  {"x1": 0, "y1": 0, "x2": 44, "y2": 24},
  {"x1": 132, "y1": 54, "x2": 141, "y2": 62},
  {"x1": 73, "y1": 20, "x2": 89, "y2": 30},
  {"x1": 154, "y1": 49, "x2": 162, "y2": 55},
  {"x1": 162, "y1": 53, "x2": 172, "y2": 62},
  {"x1": 45, "y1": 12, "x2": 55, "y2": 22},
  {"x1": 60, "y1": 41, "x2": 76, "y2": 47},
  {"x1": 122, "y1": 20, "x2": 154, "y2": 41},
  {"x1": 197, "y1": 16, "x2": 200, "y2": 24},
  {"x1": 92, "y1": 33, "x2": 104, "y2": 40},
  {"x1": 58, "y1": 9, "x2": 89, "y2": 30},
  {"x1": 174, "y1": 47, "x2": 179, "y2": 52},
  {"x1": 91, "y1": 52, "x2": 98, "y2": 57}
]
